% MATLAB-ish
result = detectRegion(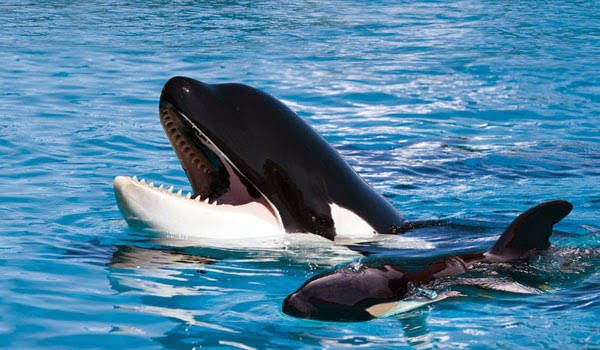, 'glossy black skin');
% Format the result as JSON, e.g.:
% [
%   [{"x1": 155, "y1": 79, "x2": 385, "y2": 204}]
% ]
[
  {"x1": 283, "y1": 252, "x2": 484, "y2": 321},
  {"x1": 159, "y1": 76, "x2": 406, "y2": 240},
  {"x1": 283, "y1": 200, "x2": 573, "y2": 321}
]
